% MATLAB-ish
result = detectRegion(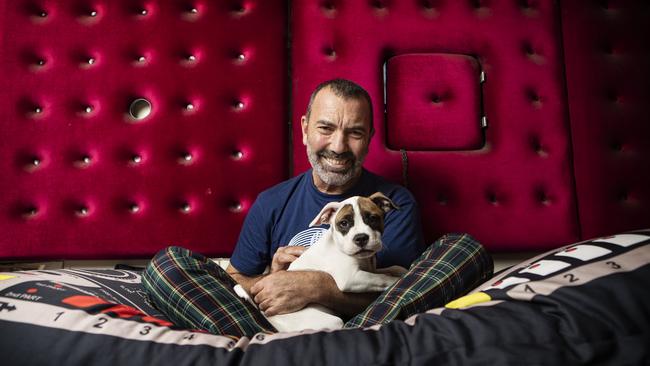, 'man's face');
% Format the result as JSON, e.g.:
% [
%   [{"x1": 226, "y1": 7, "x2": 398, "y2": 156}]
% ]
[{"x1": 301, "y1": 88, "x2": 372, "y2": 190}]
